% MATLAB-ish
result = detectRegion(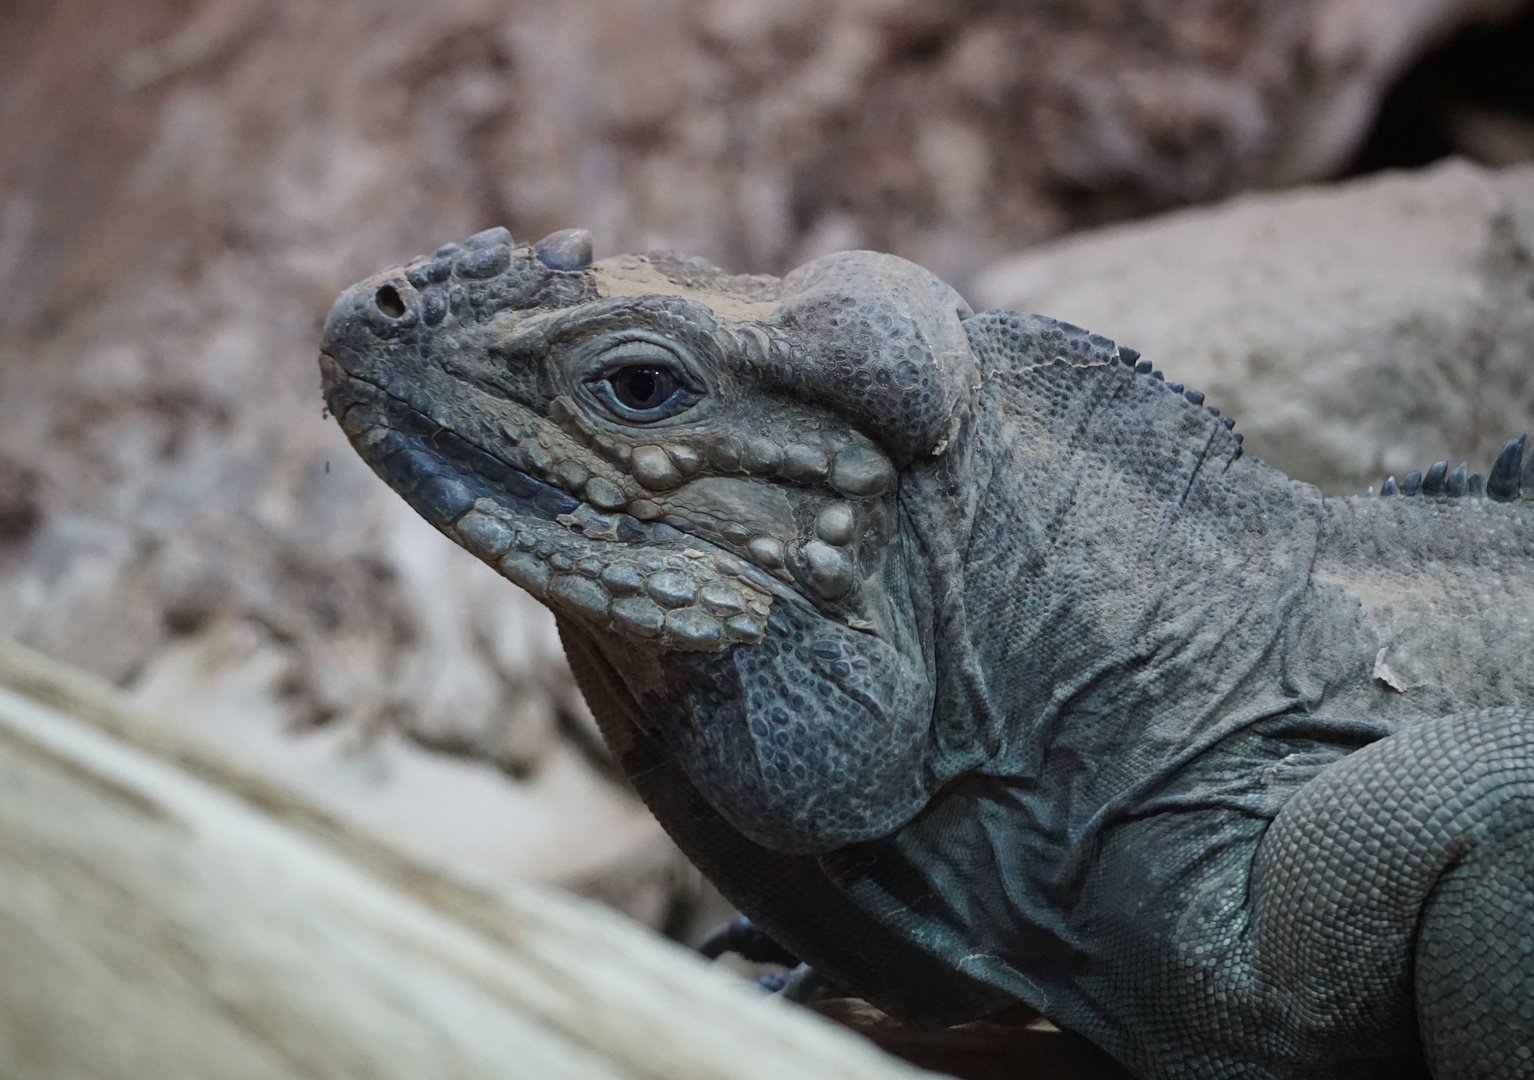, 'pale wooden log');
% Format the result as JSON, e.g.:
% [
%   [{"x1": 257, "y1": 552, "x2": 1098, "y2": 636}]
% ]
[{"x1": 0, "y1": 641, "x2": 931, "y2": 1080}]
